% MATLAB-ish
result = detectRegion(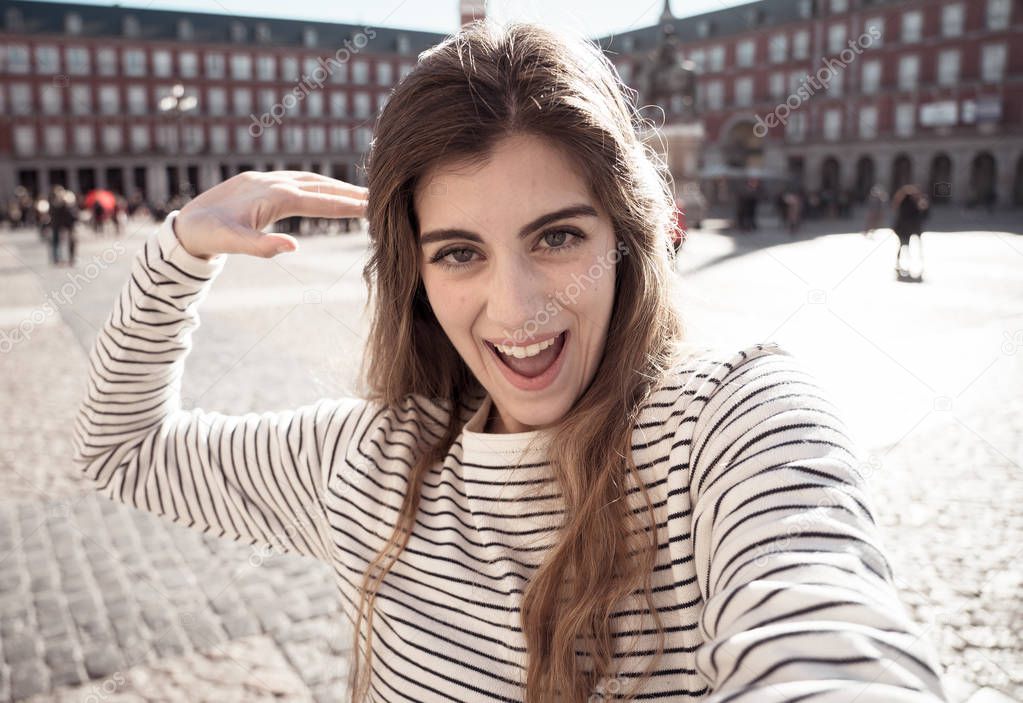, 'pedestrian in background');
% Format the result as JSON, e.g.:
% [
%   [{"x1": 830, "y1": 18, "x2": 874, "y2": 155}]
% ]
[{"x1": 892, "y1": 183, "x2": 929, "y2": 278}]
